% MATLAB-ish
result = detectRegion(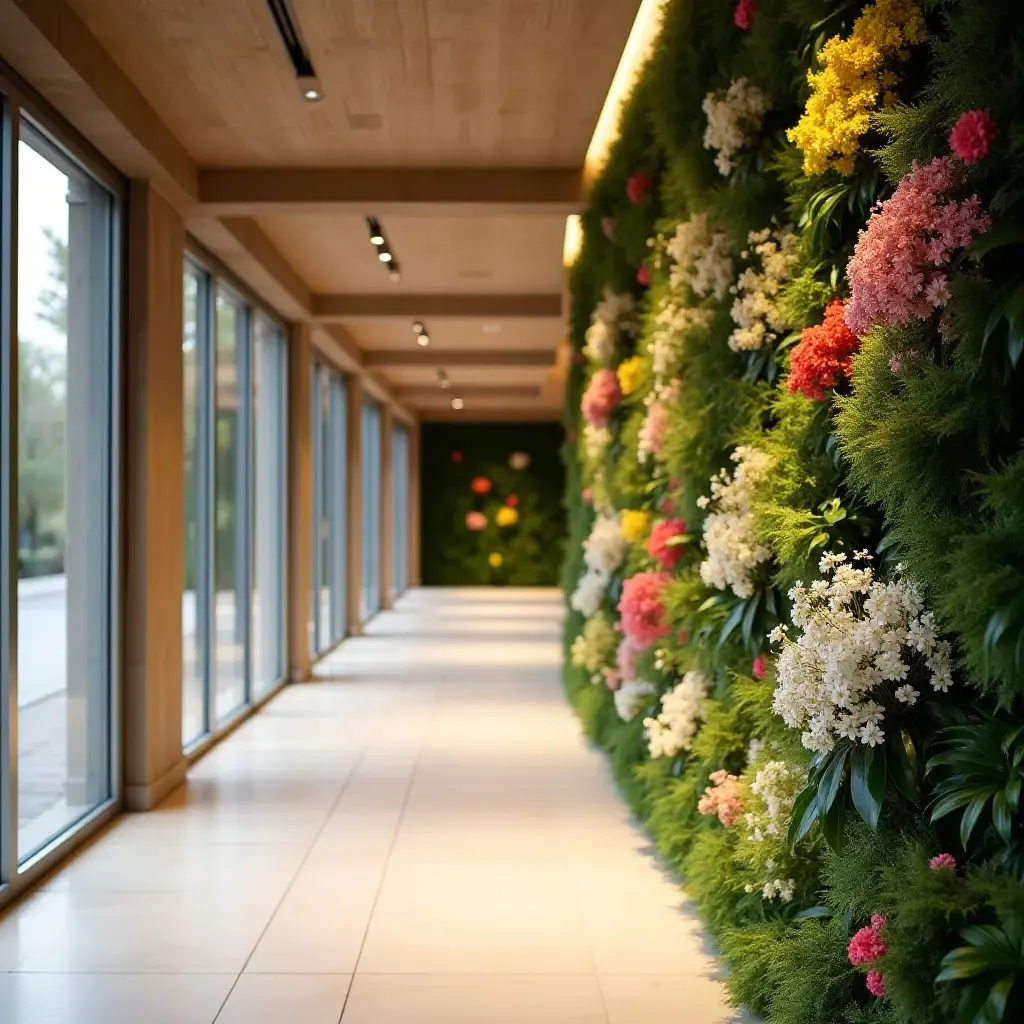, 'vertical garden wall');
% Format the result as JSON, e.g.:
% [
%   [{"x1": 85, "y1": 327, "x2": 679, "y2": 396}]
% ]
[
  {"x1": 562, "y1": 1, "x2": 1024, "y2": 1021},
  {"x1": 421, "y1": 422, "x2": 566, "y2": 585}
]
